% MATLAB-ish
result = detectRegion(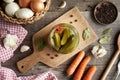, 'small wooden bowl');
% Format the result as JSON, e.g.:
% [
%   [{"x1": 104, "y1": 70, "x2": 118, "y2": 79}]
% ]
[
  {"x1": 94, "y1": 1, "x2": 118, "y2": 25},
  {"x1": 0, "y1": 0, "x2": 51, "y2": 24}
]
